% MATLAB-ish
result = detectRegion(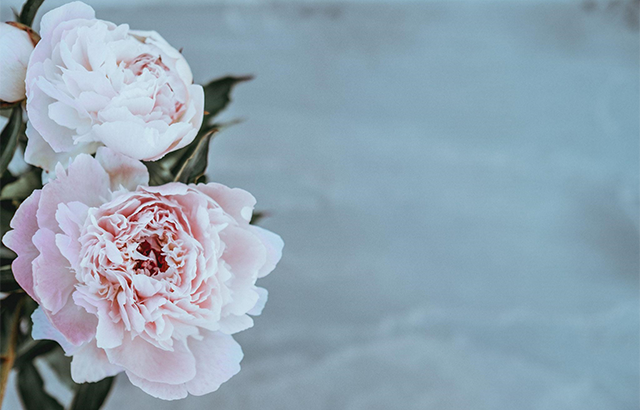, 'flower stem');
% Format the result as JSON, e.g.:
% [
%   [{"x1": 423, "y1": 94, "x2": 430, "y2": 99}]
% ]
[{"x1": 0, "y1": 295, "x2": 25, "y2": 405}]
